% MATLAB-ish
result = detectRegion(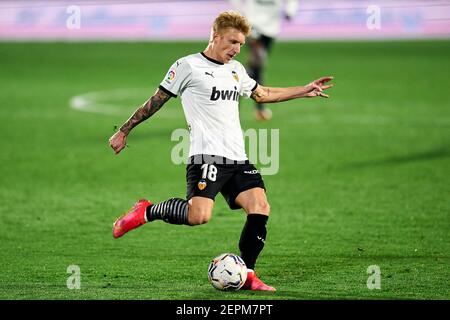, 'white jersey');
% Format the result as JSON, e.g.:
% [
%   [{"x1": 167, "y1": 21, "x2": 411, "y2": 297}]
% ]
[
  {"x1": 159, "y1": 53, "x2": 257, "y2": 161},
  {"x1": 231, "y1": 0, "x2": 299, "y2": 38}
]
